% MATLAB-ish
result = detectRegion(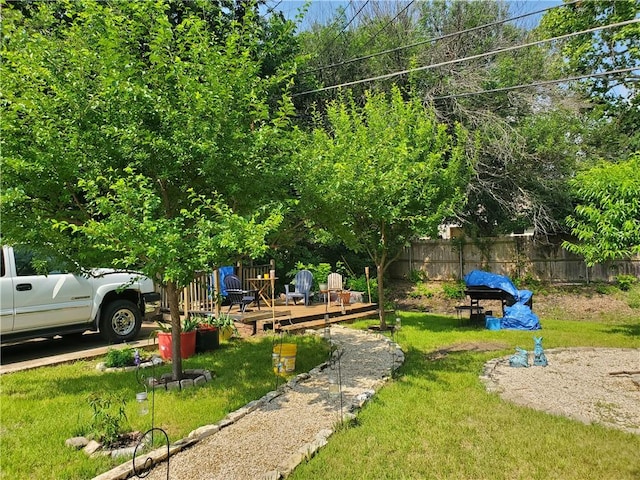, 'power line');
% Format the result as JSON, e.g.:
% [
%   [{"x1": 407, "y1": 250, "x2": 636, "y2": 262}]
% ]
[
  {"x1": 359, "y1": 1, "x2": 416, "y2": 51},
  {"x1": 315, "y1": 1, "x2": 373, "y2": 85},
  {"x1": 341, "y1": 0, "x2": 371, "y2": 33},
  {"x1": 300, "y1": 0, "x2": 580, "y2": 77},
  {"x1": 293, "y1": 17, "x2": 639, "y2": 97},
  {"x1": 322, "y1": 0, "x2": 358, "y2": 60},
  {"x1": 265, "y1": 0, "x2": 284, "y2": 17},
  {"x1": 431, "y1": 67, "x2": 637, "y2": 100}
]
